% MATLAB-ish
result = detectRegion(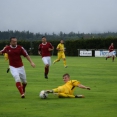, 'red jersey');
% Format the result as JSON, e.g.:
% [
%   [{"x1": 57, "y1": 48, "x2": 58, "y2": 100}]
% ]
[
  {"x1": 38, "y1": 42, "x2": 53, "y2": 57},
  {"x1": 1, "y1": 45, "x2": 28, "y2": 68},
  {"x1": 109, "y1": 45, "x2": 114, "y2": 52}
]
